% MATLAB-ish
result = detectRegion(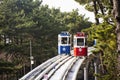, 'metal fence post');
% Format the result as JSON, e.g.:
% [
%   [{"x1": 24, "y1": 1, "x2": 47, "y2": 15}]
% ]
[
  {"x1": 94, "y1": 62, "x2": 97, "y2": 80},
  {"x1": 84, "y1": 67, "x2": 88, "y2": 80}
]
